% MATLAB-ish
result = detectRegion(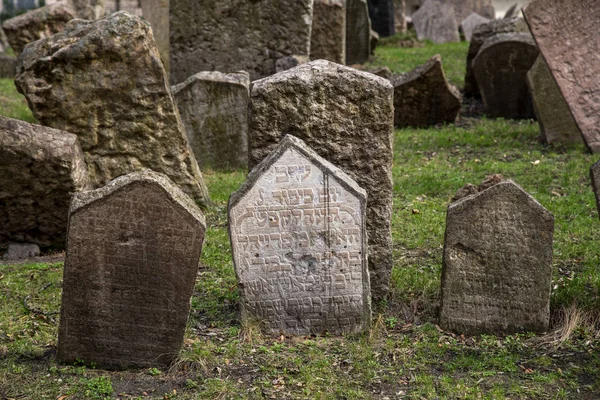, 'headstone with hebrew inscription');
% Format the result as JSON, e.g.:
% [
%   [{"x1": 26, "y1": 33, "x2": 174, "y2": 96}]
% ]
[
  {"x1": 346, "y1": 0, "x2": 371, "y2": 65},
  {"x1": 441, "y1": 180, "x2": 553, "y2": 334},
  {"x1": 412, "y1": 0, "x2": 460, "y2": 44},
  {"x1": 311, "y1": 0, "x2": 346, "y2": 64},
  {"x1": 524, "y1": 0, "x2": 600, "y2": 152},
  {"x1": 229, "y1": 135, "x2": 371, "y2": 335},
  {"x1": 58, "y1": 170, "x2": 206, "y2": 369}
]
